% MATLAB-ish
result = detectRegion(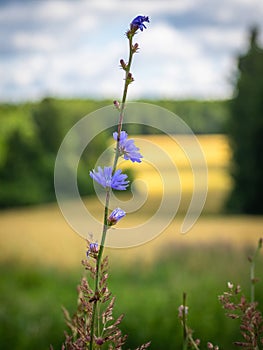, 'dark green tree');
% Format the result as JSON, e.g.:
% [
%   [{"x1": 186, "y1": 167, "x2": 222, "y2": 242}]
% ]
[
  {"x1": 31, "y1": 98, "x2": 65, "y2": 202},
  {"x1": 32, "y1": 98, "x2": 105, "y2": 200},
  {"x1": 227, "y1": 27, "x2": 263, "y2": 213},
  {"x1": 33, "y1": 97, "x2": 64, "y2": 153},
  {"x1": 0, "y1": 129, "x2": 50, "y2": 207}
]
